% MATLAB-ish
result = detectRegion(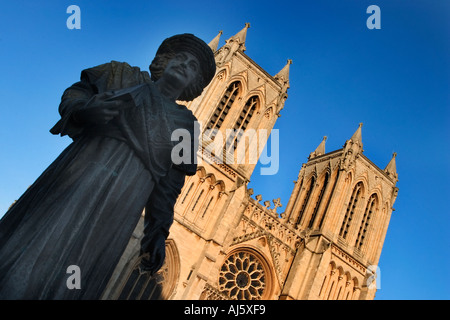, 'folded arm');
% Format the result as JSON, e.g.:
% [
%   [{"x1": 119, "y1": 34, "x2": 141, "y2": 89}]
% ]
[
  {"x1": 50, "y1": 79, "x2": 97, "y2": 138},
  {"x1": 50, "y1": 63, "x2": 124, "y2": 138}
]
